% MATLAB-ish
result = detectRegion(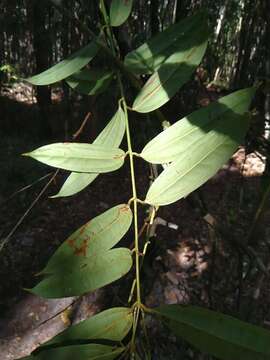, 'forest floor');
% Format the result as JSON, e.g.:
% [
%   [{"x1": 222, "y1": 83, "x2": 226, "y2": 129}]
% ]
[{"x1": 1, "y1": 87, "x2": 270, "y2": 359}]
